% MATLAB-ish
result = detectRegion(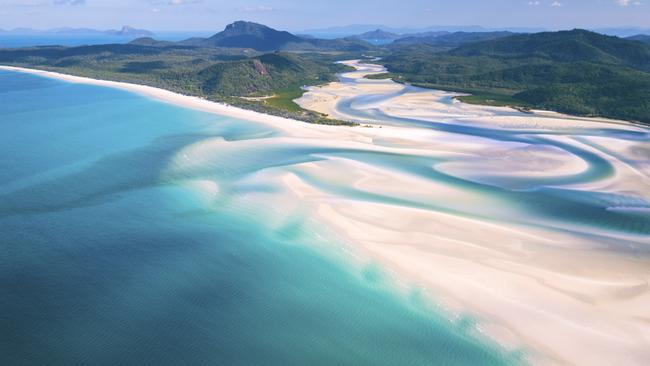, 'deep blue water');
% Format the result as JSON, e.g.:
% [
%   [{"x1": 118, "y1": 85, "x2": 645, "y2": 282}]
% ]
[
  {"x1": 0, "y1": 32, "x2": 210, "y2": 48},
  {"x1": 0, "y1": 70, "x2": 522, "y2": 365}
]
